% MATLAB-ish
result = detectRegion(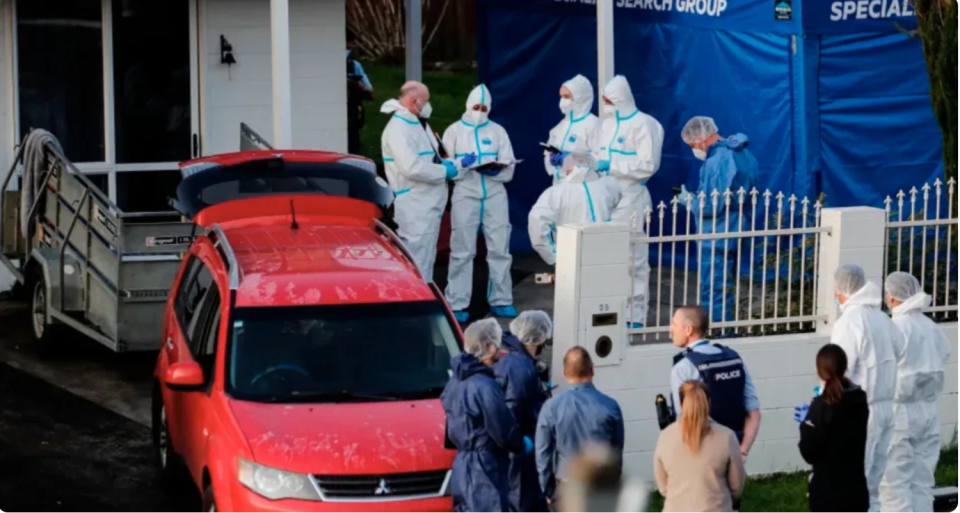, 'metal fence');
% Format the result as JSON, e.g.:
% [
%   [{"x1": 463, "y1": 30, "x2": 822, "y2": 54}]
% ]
[
  {"x1": 628, "y1": 187, "x2": 829, "y2": 341},
  {"x1": 883, "y1": 178, "x2": 958, "y2": 322}
]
